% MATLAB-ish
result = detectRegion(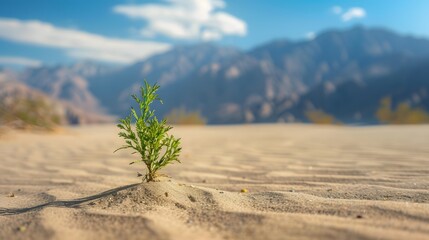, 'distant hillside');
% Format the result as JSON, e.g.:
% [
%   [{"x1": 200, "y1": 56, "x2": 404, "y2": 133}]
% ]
[
  {"x1": 88, "y1": 44, "x2": 243, "y2": 116},
  {"x1": 0, "y1": 76, "x2": 113, "y2": 129},
  {"x1": 272, "y1": 59, "x2": 429, "y2": 123},
  {"x1": 18, "y1": 61, "x2": 113, "y2": 113},
  {"x1": 8, "y1": 26, "x2": 429, "y2": 124},
  {"x1": 251, "y1": 26, "x2": 429, "y2": 85},
  {"x1": 84, "y1": 26, "x2": 429, "y2": 123}
]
